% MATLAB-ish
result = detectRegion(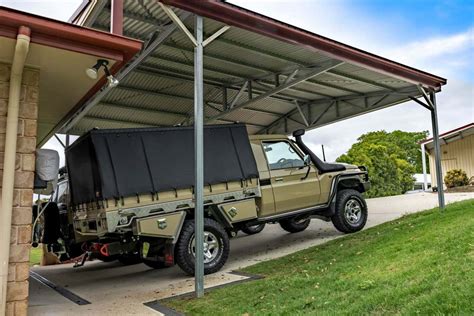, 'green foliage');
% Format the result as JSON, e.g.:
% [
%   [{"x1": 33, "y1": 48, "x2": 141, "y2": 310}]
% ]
[
  {"x1": 395, "y1": 158, "x2": 416, "y2": 193},
  {"x1": 336, "y1": 130, "x2": 425, "y2": 197},
  {"x1": 166, "y1": 200, "x2": 474, "y2": 315},
  {"x1": 444, "y1": 169, "x2": 469, "y2": 188}
]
